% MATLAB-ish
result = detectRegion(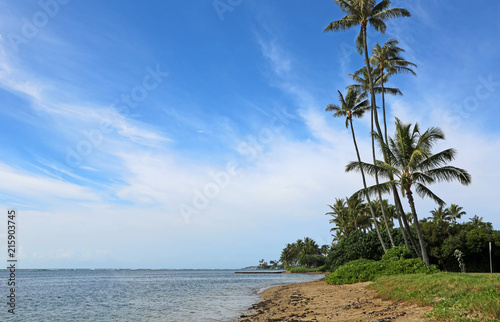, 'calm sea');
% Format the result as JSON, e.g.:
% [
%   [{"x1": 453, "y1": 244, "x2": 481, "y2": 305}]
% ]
[{"x1": 0, "y1": 269, "x2": 323, "y2": 321}]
